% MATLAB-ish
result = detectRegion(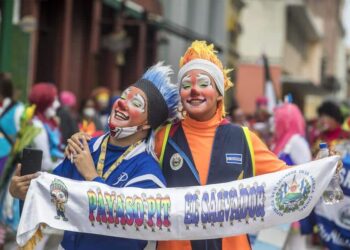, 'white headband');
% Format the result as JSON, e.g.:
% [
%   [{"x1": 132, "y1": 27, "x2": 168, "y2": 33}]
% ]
[{"x1": 177, "y1": 59, "x2": 225, "y2": 96}]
